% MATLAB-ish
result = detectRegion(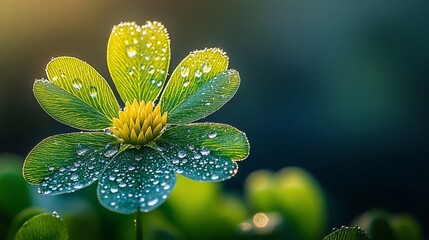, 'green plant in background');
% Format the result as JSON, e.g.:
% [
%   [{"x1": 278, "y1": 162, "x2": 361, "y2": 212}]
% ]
[
  {"x1": 244, "y1": 167, "x2": 327, "y2": 240},
  {"x1": 352, "y1": 209, "x2": 423, "y2": 240},
  {"x1": 22, "y1": 21, "x2": 249, "y2": 238}
]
